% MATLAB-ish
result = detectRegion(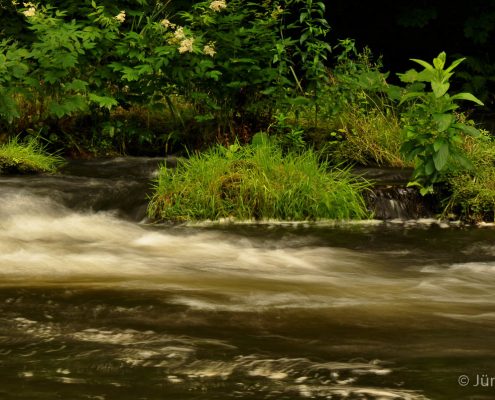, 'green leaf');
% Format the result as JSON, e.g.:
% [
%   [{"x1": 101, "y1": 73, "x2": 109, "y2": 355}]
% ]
[
  {"x1": 399, "y1": 91, "x2": 424, "y2": 104},
  {"x1": 431, "y1": 81, "x2": 449, "y2": 98},
  {"x1": 445, "y1": 57, "x2": 465, "y2": 73},
  {"x1": 419, "y1": 186, "x2": 434, "y2": 196},
  {"x1": 425, "y1": 159, "x2": 436, "y2": 175},
  {"x1": 387, "y1": 84, "x2": 402, "y2": 101},
  {"x1": 450, "y1": 92, "x2": 484, "y2": 106},
  {"x1": 432, "y1": 113, "x2": 454, "y2": 132},
  {"x1": 287, "y1": 96, "x2": 311, "y2": 106},
  {"x1": 452, "y1": 153, "x2": 473, "y2": 169},
  {"x1": 433, "y1": 142, "x2": 449, "y2": 171},
  {"x1": 410, "y1": 58, "x2": 434, "y2": 72},
  {"x1": 397, "y1": 69, "x2": 418, "y2": 83},
  {"x1": 65, "y1": 79, "x2": 88, "y2": 92},
  {"x1": 433, "y1": 139, "x2": 446, "y2": 152},
  {"x1": 433, "y1": 52, "x2": 446, "y2": 70},
  {"x1": 88, "y1": 93, "x2": 118, "y2": 110},
  {"x1": 300, "y1": 31, "x2": 310, "y2": 44},
  {"x1": 452, "y1": 123, "x2": 481, "y2": 137}
]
